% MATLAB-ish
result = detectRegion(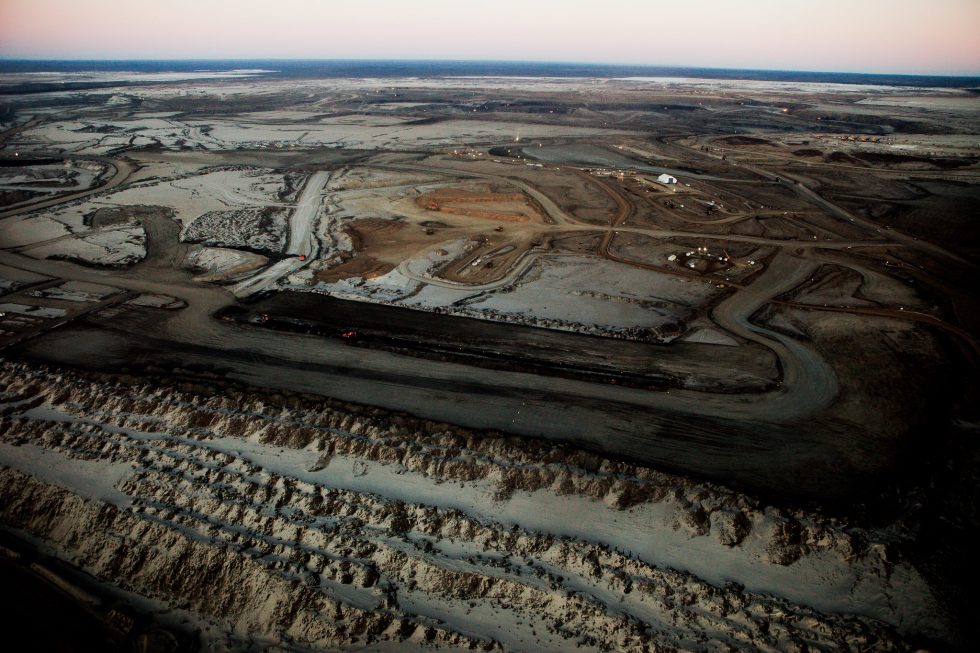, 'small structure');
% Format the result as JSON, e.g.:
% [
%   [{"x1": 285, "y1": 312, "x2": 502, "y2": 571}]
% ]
[{"x1": 657, "y1": 173, "x2": 677, "y2": 185}]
